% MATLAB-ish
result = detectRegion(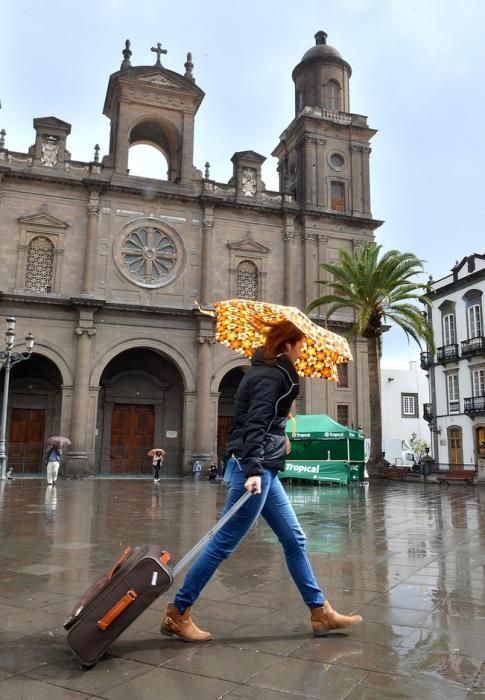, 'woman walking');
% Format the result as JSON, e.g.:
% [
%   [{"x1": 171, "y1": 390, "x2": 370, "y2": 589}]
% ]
[{"x1": 161, "y1": 319, "x2": 362, "y2": 641}]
